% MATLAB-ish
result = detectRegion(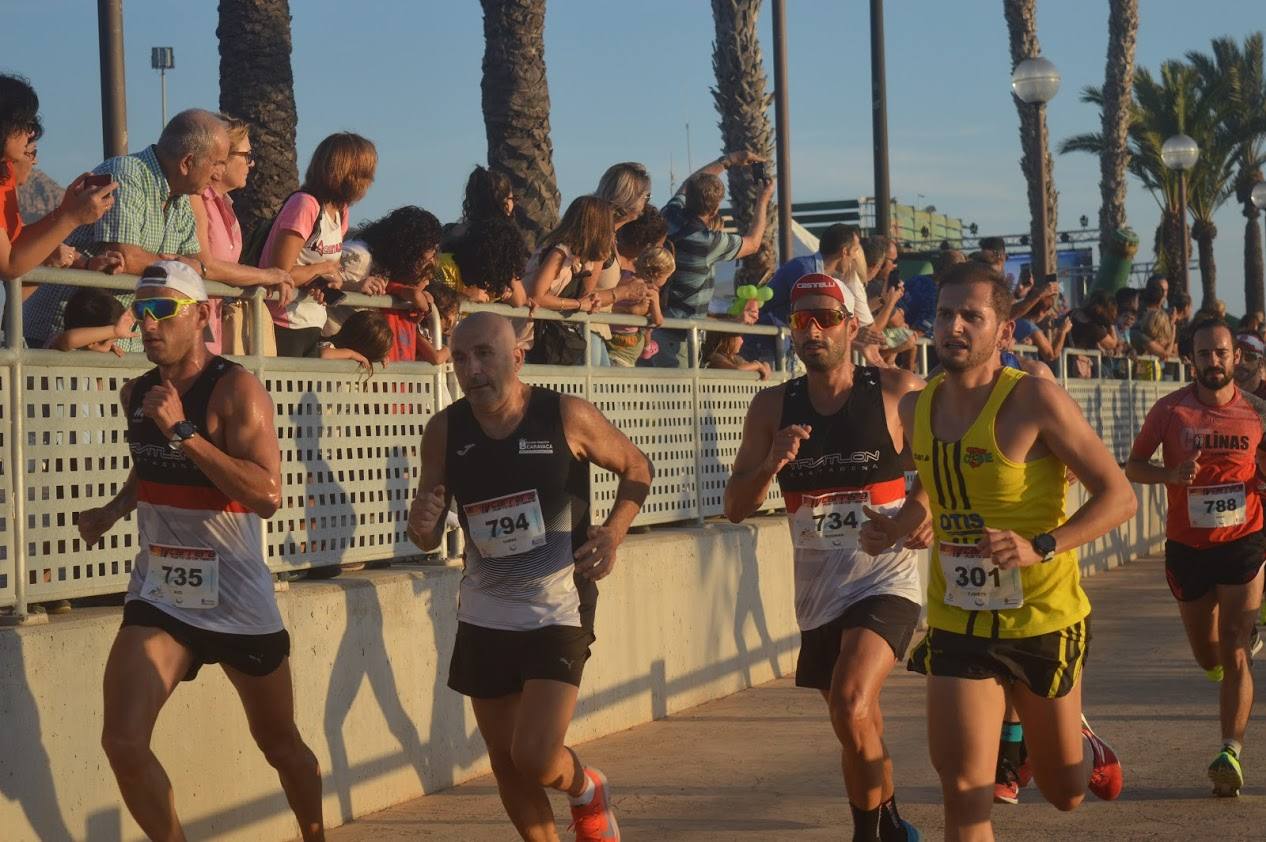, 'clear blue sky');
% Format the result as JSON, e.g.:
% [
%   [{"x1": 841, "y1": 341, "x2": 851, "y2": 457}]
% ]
[{"x1": 5, "y1": 1, "x2": 1261, "y2": 311}]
